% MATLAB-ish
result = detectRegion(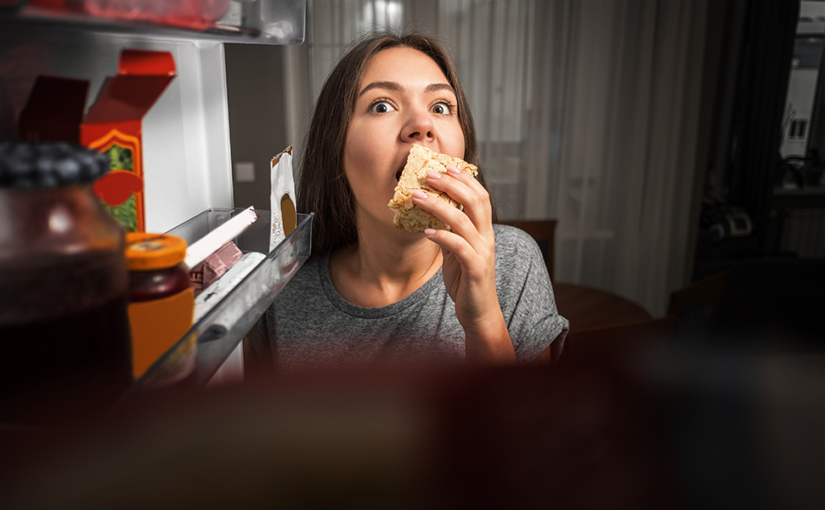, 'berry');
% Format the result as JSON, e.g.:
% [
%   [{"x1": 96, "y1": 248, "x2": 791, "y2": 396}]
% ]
[{"x1": 0, "y1": 139, "x2": 111, "y2": 189}]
